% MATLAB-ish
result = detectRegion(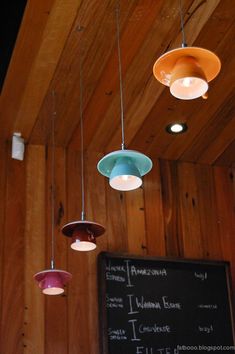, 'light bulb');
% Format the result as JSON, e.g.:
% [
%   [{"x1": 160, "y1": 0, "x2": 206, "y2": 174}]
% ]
[
  {"x1": 110, "y1": 174, "x2": 142, "y2": 191},
  {"x1": 43, "y1": 287, "x2": 64, "y2": 295},
  {"x1": 181, "y1": 77, "x2": 193, "y2": 87},
  {"x1": 170, "y1": 124, "x2": 183, "y2": 133},
  {"x1": 71, "y1": 240, "x2": 96, "y2": 251},
  {"x1": 121, "y1": 175, "x2": 131, "y2": 181}
]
